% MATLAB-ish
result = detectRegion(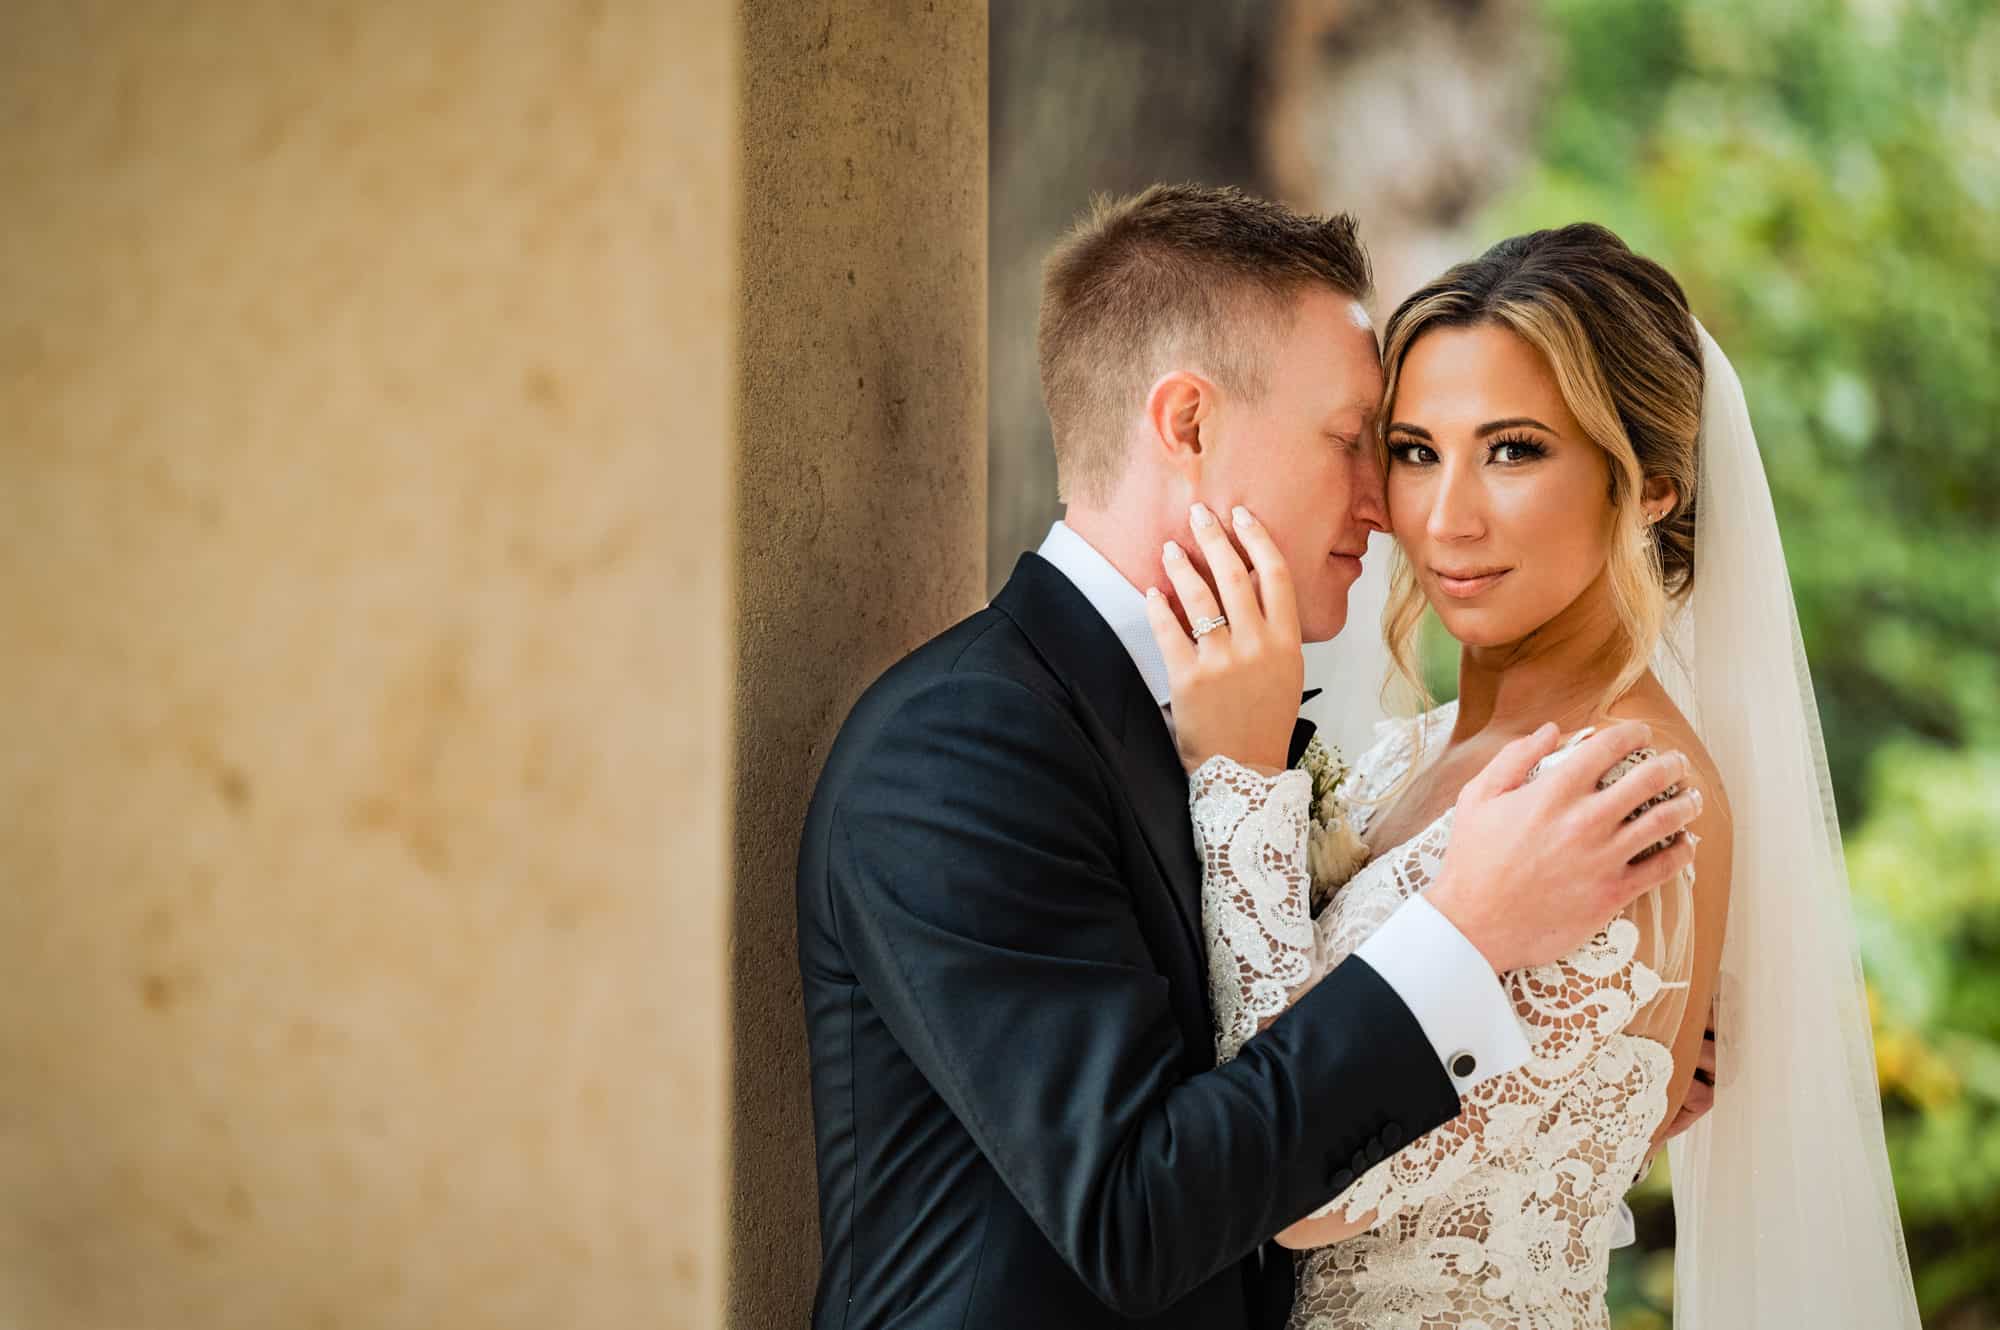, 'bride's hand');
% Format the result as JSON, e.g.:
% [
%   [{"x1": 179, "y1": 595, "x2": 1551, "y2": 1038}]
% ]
[{"x1": 1142, "y1": 503, "x2": 1305, "y2": 775}]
